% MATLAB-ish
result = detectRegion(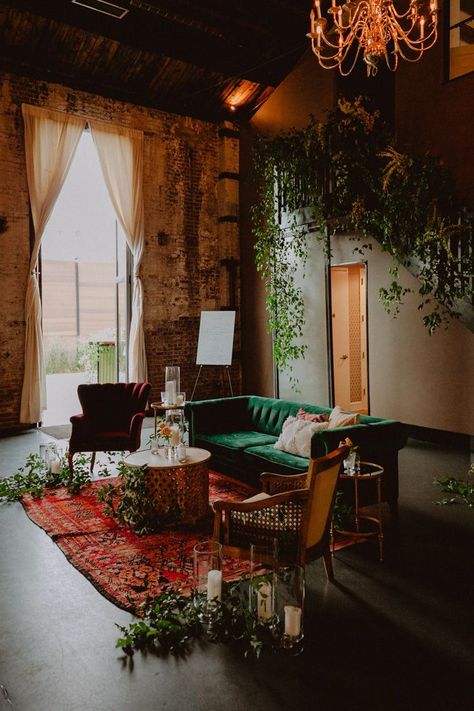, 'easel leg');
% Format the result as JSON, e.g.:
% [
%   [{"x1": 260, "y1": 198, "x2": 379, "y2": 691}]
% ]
[
  {"x1": 190, "y1": 365, "x2": 203, "y2": 401},
  {"x1": 226, "y1": 366, "x2": 234, "y2": 396}
]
